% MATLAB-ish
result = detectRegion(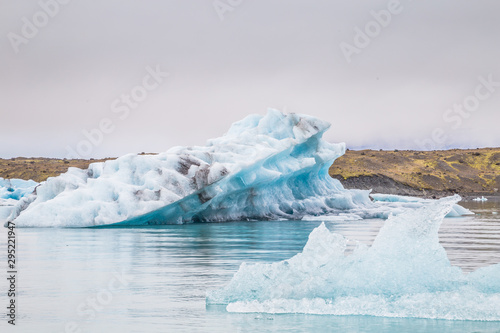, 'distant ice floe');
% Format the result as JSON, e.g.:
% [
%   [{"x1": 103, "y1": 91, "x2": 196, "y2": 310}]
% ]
[
  {"x1": 472, "y1": 196, "x2": 488, "y2": 202},
  {"x1": 3, "y1": 110, "x2": 472, "y2": 227},
  {"x1": 370, "y1": 193, "x2": 474, "y2": 217},
  {"x1": 0, "y1": 178, "x2": 38, "y2": 220},
  {"x1": 0, "y1": 178, "x2": 38, "y2": 203},
  {"x1": 207, "y1": 196, "x2": 500, "y2": 321}
]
